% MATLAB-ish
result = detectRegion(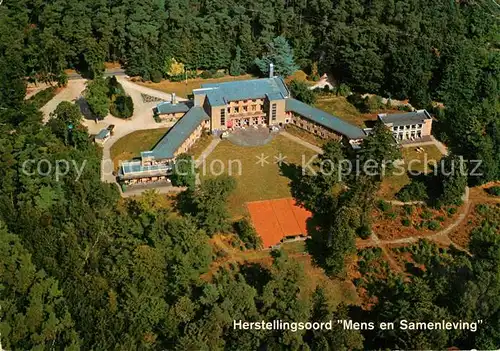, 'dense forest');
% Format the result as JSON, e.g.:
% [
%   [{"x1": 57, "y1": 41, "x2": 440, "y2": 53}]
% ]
[
  {"x1": 0, "y1": 0, "x2": 499, "y2": 349},
  {"x1": 1, "y1": 0, "x2": 499, "y2": 181}
]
